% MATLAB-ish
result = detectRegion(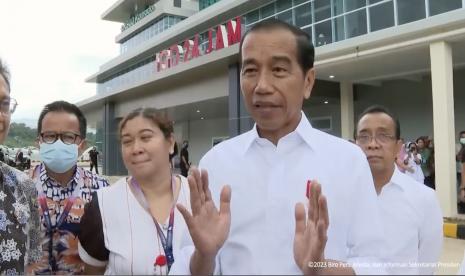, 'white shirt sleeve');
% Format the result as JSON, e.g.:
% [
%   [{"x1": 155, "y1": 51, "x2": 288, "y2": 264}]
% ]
[
  {"x1": 345, "y1": 155, "x2": 387, "y2": 275},
  {"x1": 418, "y1": 191, "x2": 443, "y2": 275}
]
